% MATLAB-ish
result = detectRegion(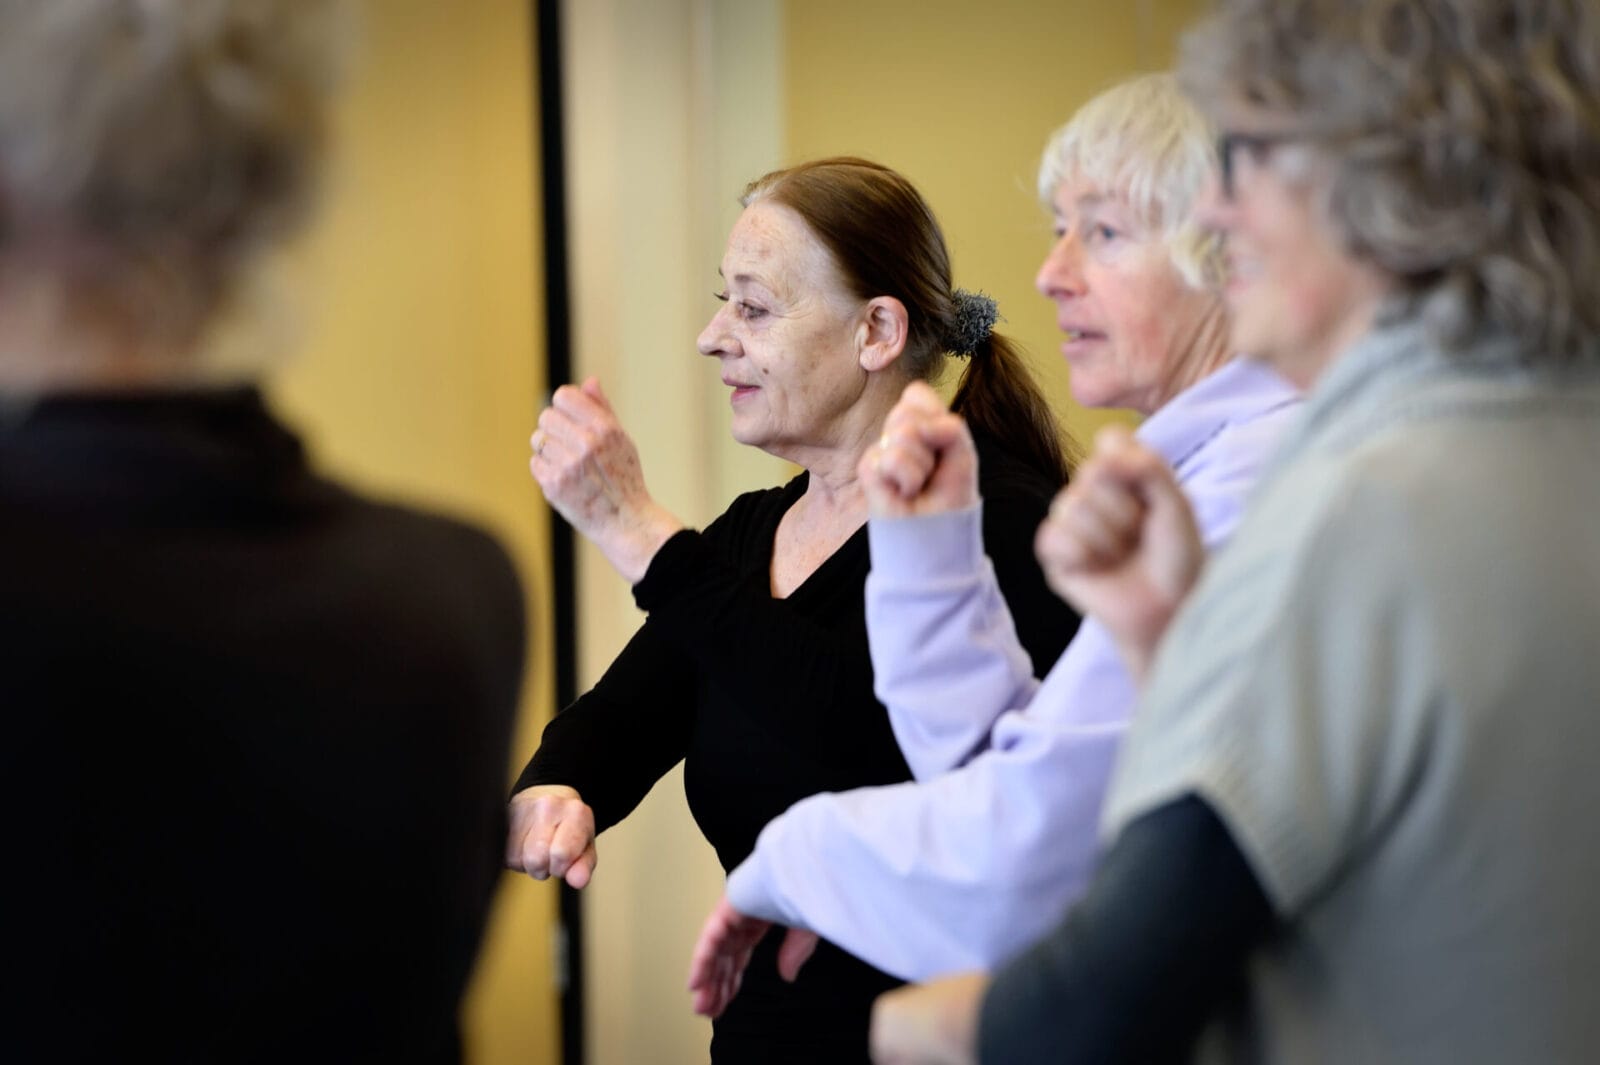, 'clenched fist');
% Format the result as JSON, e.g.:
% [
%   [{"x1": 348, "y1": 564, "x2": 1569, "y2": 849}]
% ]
[
  {"x1": 530, "y1": 377, "x2": 684, "y2": 584},
  {"x1": 1033, "y1": 425, "x2": 1203, "y2": 681},
  {"x1": 859, "y1": 381, "x2": 980, "y2": 520},
  {"x1": 506, "y1": 785, "x2": 598, "y2": 889}
]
